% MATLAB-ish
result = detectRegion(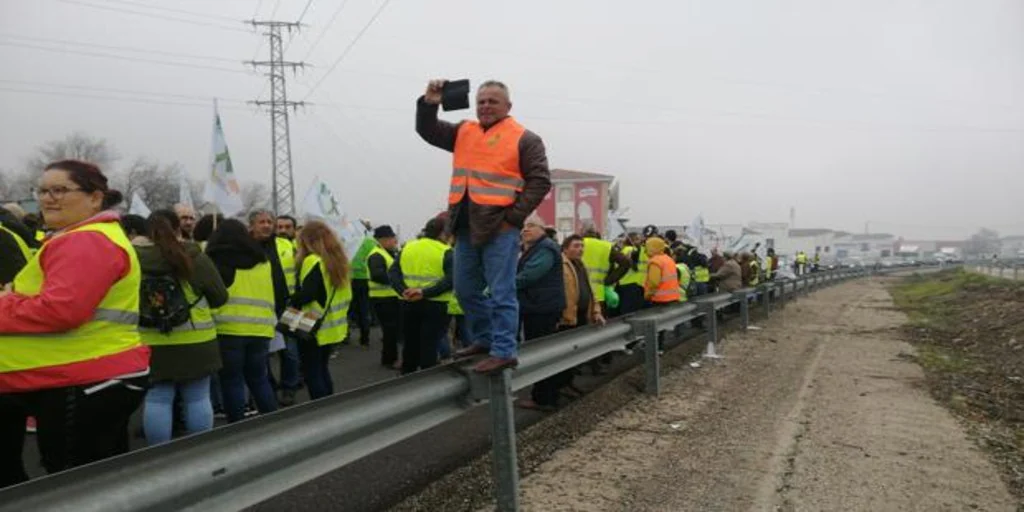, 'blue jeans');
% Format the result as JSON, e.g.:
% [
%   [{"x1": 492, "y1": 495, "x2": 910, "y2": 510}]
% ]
[
  {"x1": 454, "y1": 227, "x2": 520, "y2": 359},
  {"x1": 218, "y1": 335, "x2": 278, "y2": 423},
  {"x1": 297, "y1": 337, "x2": 334, "y2": 400},
  {"x1": 143, "y1": 376, "x2": 213, "y2": 445},
  {"x1": 278, "y1": 336, "x2": 301, "y2": 391}
]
